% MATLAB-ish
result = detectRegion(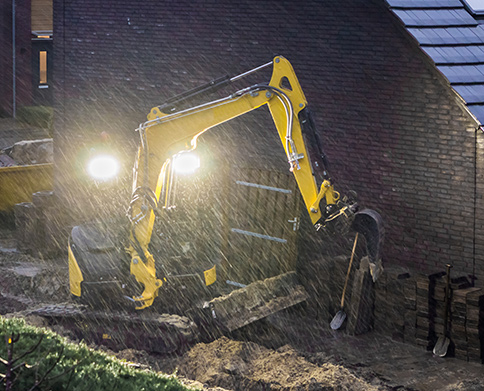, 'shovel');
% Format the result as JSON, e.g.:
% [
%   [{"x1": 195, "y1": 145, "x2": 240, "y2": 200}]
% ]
[
  {"x1": 330, "y1": 233, "x2": 359, "y2": 330},
  {"x1": 433, "y1": 264, "x2": 453, "y2": 357}
]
